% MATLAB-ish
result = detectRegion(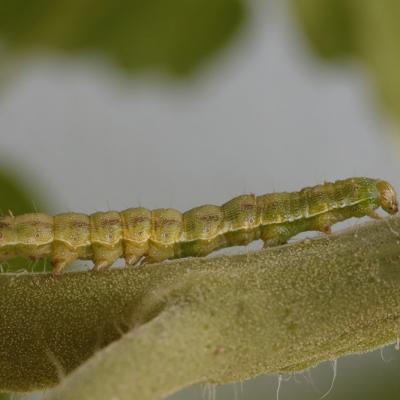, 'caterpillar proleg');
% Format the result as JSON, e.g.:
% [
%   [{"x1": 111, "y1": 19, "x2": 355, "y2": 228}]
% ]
[{"x1": 0, "y1": 177, "x2": 397, "y2": 275}]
